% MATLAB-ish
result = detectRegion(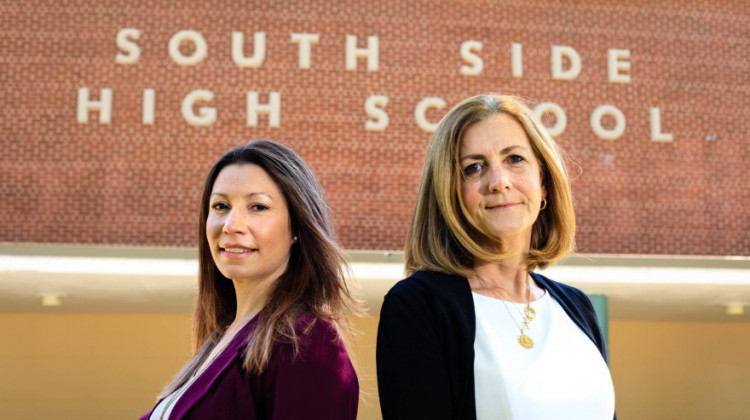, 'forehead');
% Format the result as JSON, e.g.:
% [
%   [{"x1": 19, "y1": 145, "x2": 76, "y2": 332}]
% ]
[
  {"x1": 211, "y1": 163, "x2": 283, "y2": 197},
  {"x1": 460, "y1": 113, "x2": 531, "y2": 155}
]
